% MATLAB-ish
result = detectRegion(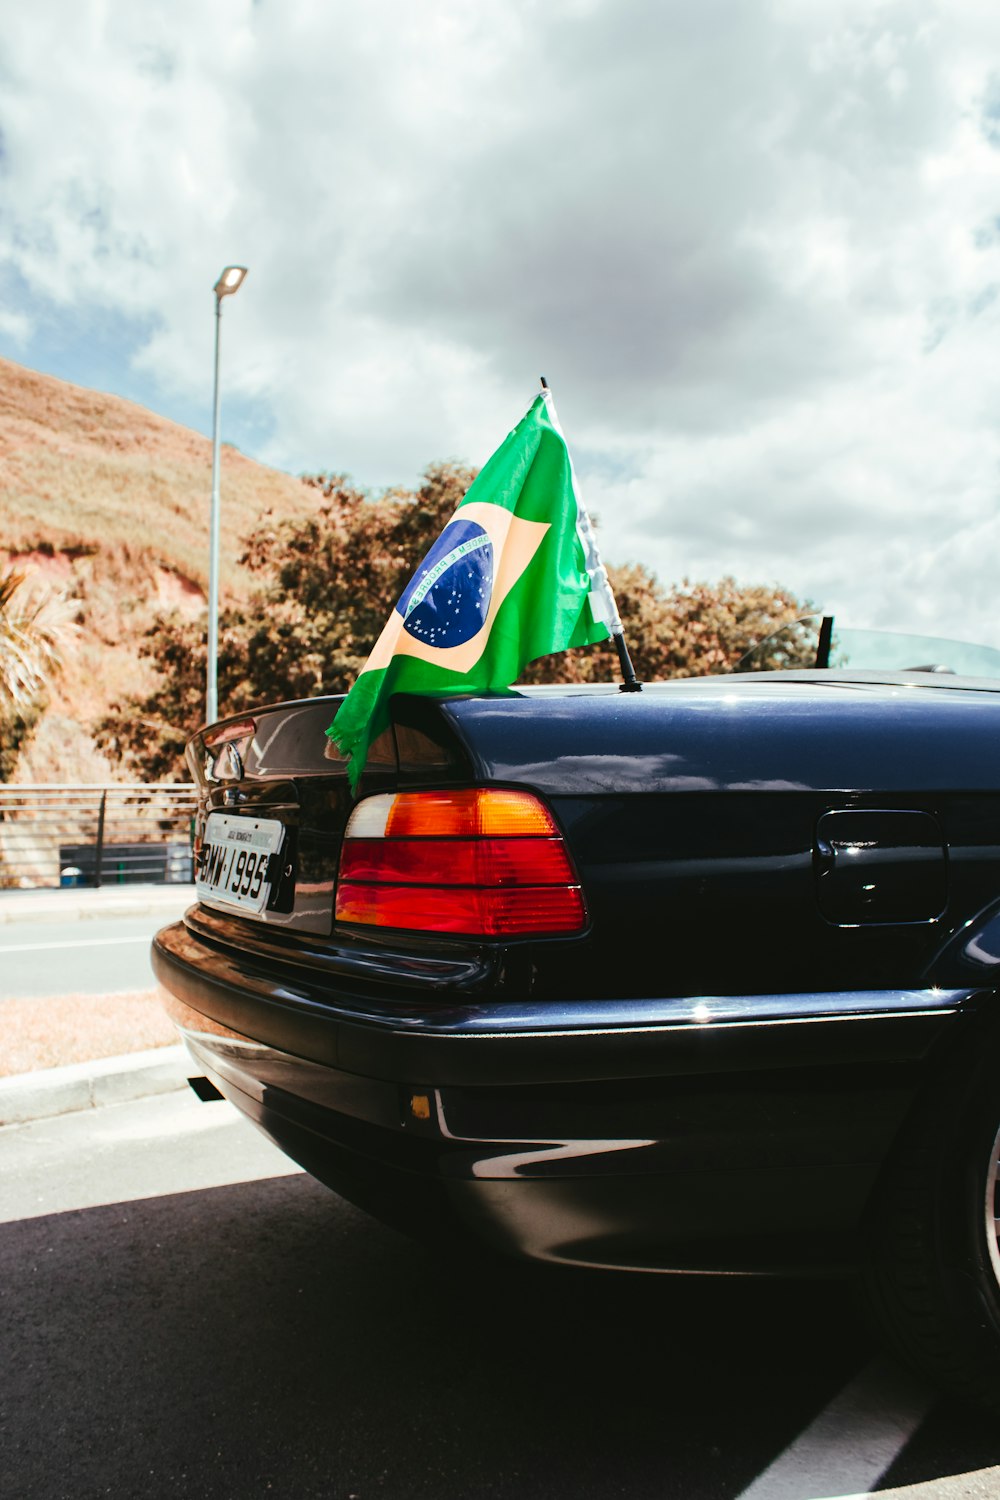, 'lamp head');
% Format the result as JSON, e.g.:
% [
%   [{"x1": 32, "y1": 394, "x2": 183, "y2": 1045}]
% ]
[{"x1": 214, "y1": 265, "x2": 248, "y2": 300}]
